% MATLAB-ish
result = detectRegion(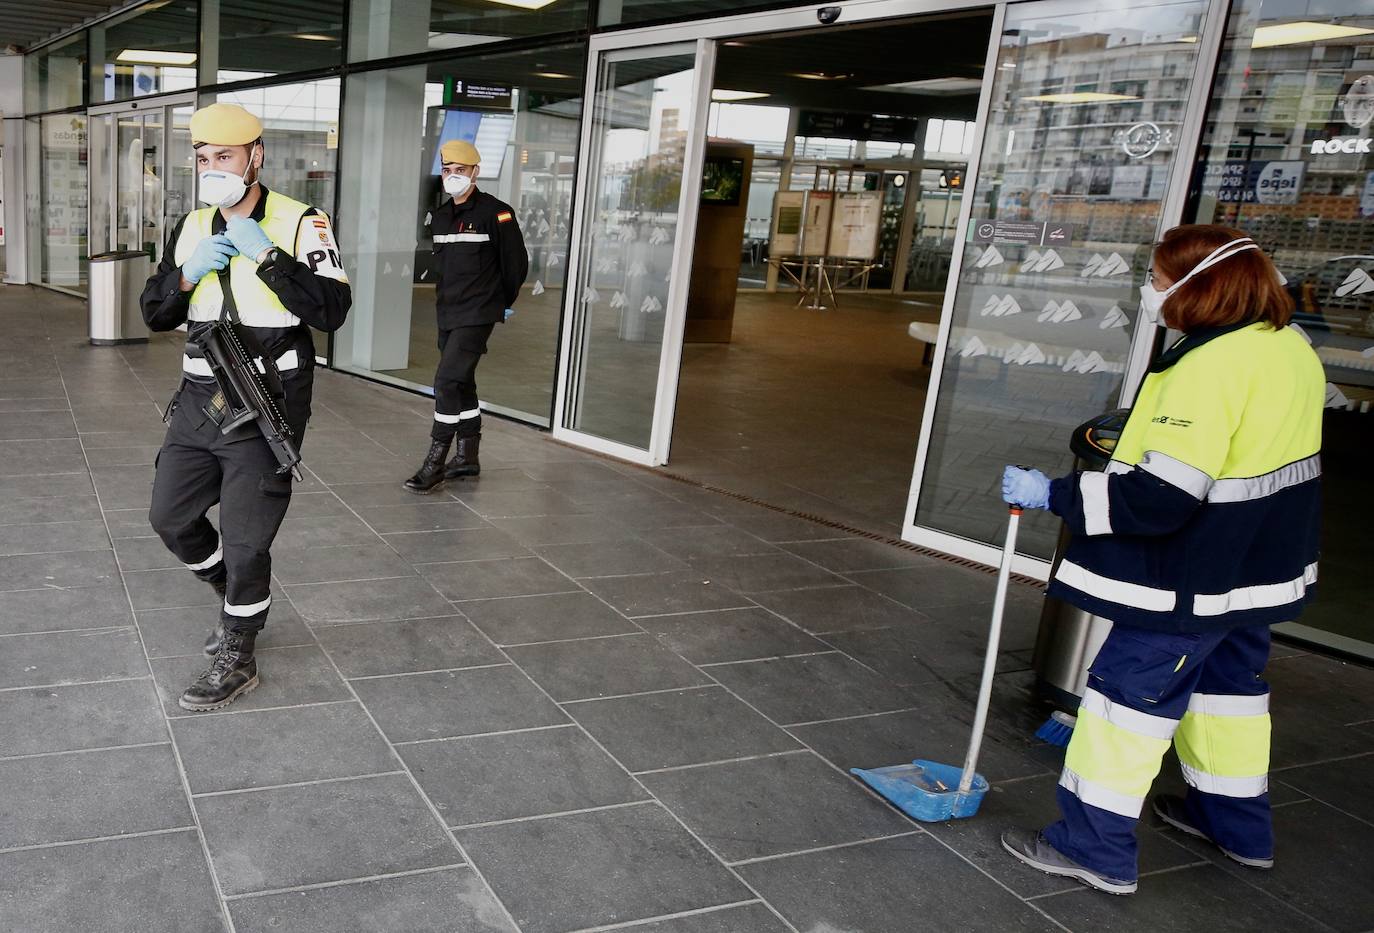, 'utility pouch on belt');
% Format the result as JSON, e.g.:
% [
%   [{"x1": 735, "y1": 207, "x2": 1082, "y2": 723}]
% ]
[{"x1": 187, "y1": 260, "x2": 303, "y2": 479}]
